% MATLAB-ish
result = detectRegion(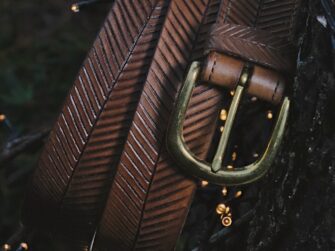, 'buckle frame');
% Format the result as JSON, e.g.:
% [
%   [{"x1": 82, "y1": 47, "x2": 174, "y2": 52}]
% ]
[{"x1": 166, "y1": 61, "x2": 290, "y2": 186}]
